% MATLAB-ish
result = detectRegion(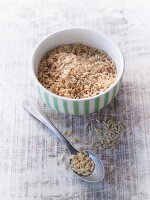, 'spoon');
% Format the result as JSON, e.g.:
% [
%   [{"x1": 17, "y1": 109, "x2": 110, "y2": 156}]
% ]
[{"x1": 23, "y1": 99, "x2": 105, "y2": 182}]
